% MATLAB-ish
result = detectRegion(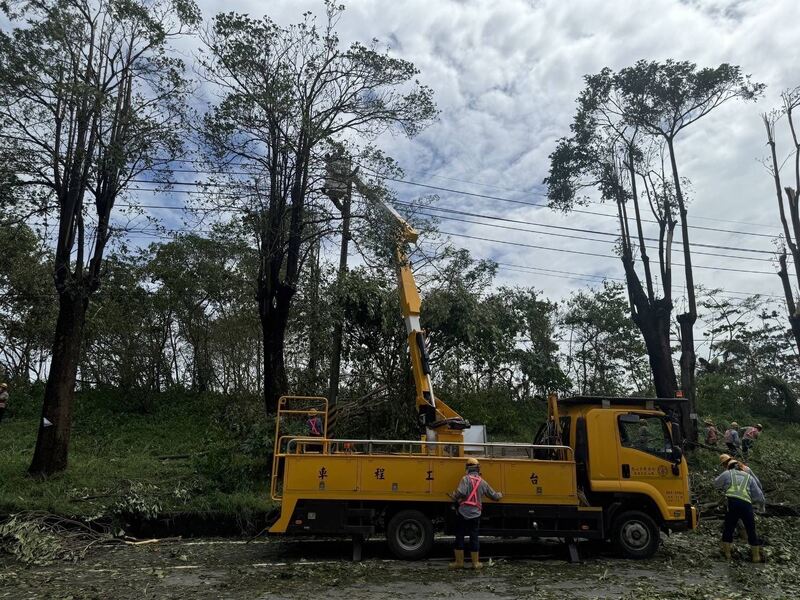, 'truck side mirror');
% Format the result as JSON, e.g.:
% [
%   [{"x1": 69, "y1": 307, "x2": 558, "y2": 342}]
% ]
[{"x1": 669, "y1": 446, "x2": 683, "y2": 463}]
